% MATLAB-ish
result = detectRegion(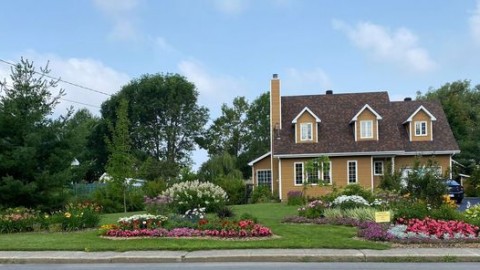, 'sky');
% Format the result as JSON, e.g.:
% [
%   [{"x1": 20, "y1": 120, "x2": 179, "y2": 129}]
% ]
[{"x1": 1, "y1": 0, "x2": 480, "y2": 170}]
